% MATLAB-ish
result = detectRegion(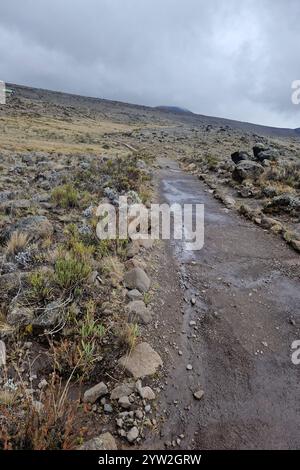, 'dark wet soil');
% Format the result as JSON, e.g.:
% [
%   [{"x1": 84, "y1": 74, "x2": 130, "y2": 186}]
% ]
[{"x1": 148, "y1": 158, "x2": 300, "y2": 450}]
